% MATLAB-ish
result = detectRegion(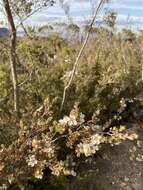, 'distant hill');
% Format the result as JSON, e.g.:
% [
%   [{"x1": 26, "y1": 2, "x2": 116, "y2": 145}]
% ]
[{"x1": 0, "y1": 27, "x2": 9, "y2": 37}]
